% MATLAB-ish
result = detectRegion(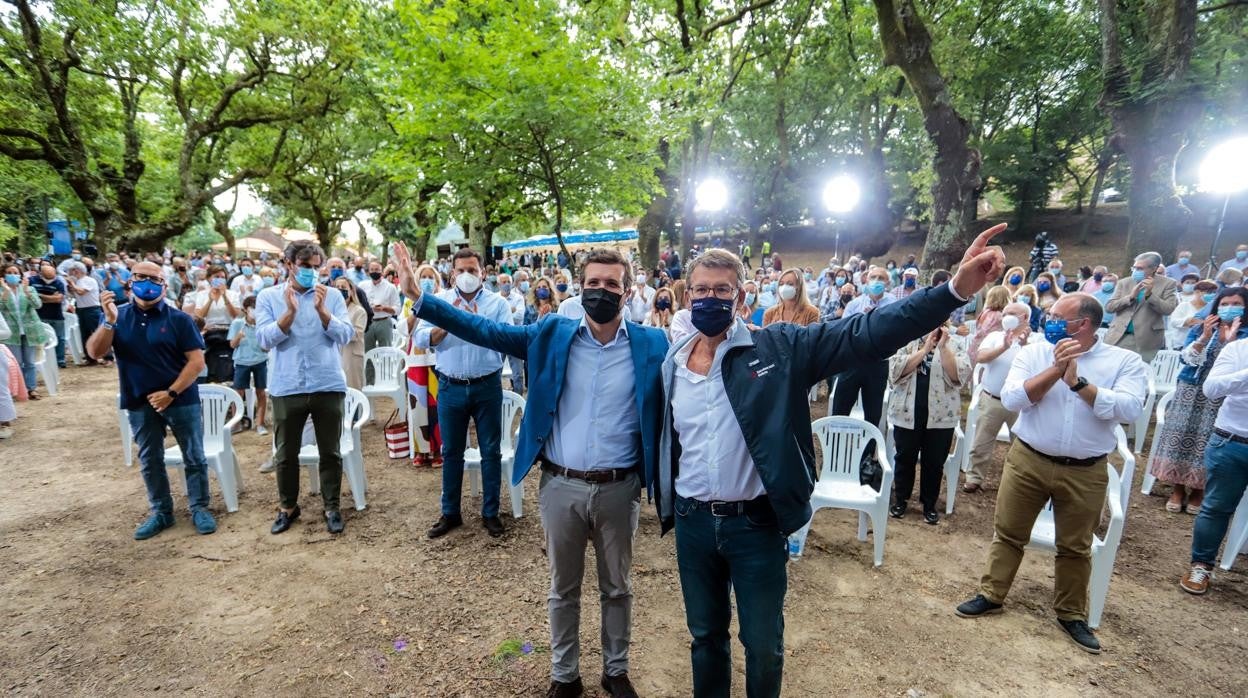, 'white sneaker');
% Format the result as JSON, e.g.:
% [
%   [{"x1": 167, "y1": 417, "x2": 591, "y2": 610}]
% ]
[
  {"x1": 0, "y1": 426, "x2": 12, "y2": 439},
  {"x1": 256, "y1": 425, "x2": 269, "y2": 436},
  {"x1": 258, "y1": 459, "x2": 276, "y2": 473}
]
